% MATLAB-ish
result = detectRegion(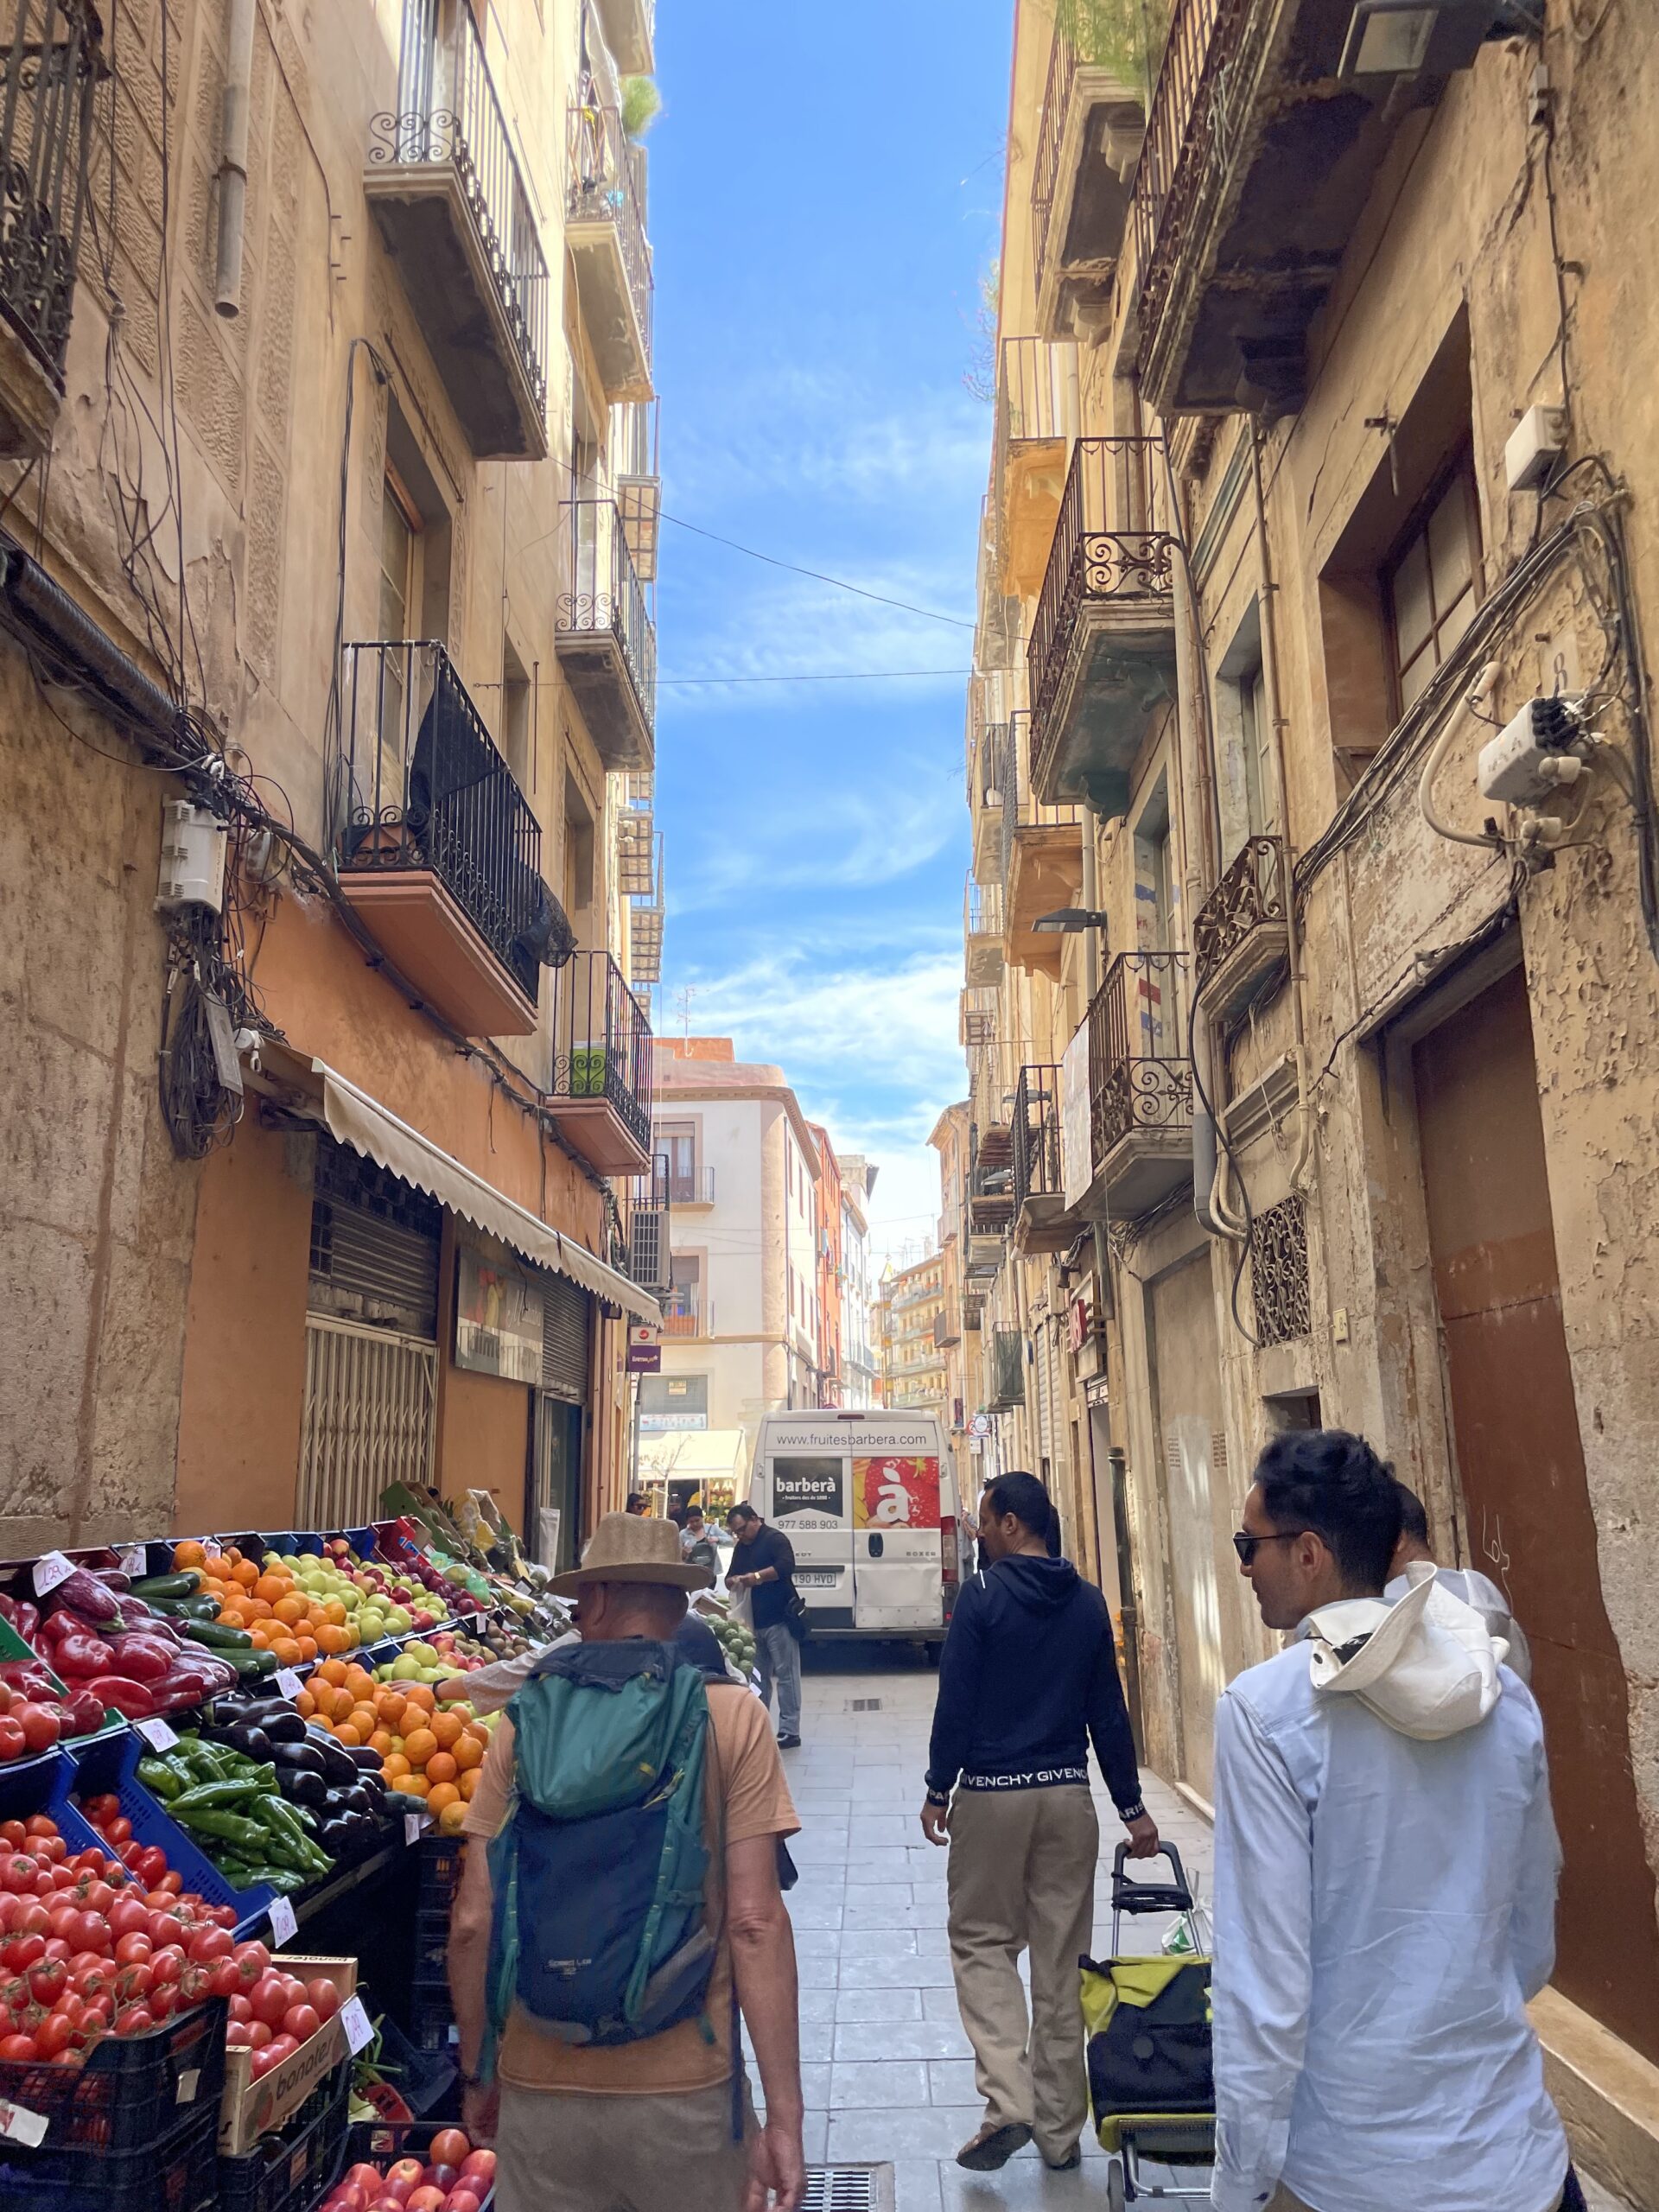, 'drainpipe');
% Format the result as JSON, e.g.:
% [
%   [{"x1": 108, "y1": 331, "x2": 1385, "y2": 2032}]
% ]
[
  {"x1": 214, "y1": 0, "x2": 257, "y2": 317},
  {"x1": 1247, "y1": 423, "x2": 1313, "y2": 1192}
]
